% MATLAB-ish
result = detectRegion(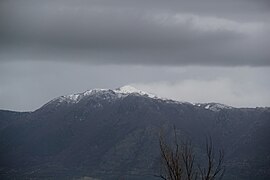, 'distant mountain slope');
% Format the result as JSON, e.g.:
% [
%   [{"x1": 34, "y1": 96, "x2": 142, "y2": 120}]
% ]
[{"x1": 0, "y1": 86, "x2": 269, "y2": 179}]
